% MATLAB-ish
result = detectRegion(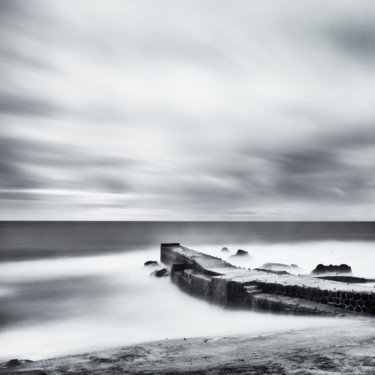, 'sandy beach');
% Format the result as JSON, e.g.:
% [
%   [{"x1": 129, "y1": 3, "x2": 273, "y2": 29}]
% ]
[{"x1": 1, "y1": 317, "x2": 374, "y2": 375}]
